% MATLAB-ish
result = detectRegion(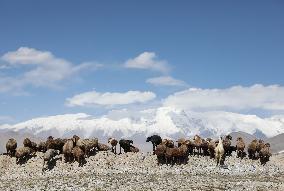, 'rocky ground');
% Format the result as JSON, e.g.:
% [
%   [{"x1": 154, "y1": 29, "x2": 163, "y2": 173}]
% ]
[{"x1": 0, "y1": 152, "x2": 284, "y2": 191}]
